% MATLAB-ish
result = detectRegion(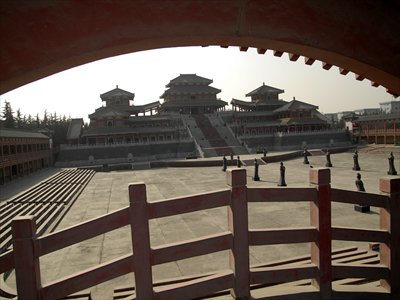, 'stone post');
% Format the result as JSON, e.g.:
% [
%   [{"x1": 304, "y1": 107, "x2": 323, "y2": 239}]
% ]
[
  {"x1": 309, "y1": 168, "x2": 332, "y2": 298},
  {"x1": 11, "y1": 215, "x2": 42, "y2": 300},
  {"x1": 227, "y1": 168, "x2": 250, "y2": 299},
  {"x1": 379, "y1": 177, "x2": 400, "y2": 298},
  {"x1": 278, "y1": 162, "x2": 287, "y2": 186},
  {"x1": 253, "y1": 159, "x2": 260, "y2": 181}
]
